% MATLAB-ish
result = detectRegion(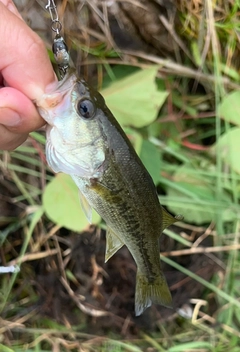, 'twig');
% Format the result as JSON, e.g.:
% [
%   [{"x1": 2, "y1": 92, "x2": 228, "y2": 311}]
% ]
[
  {"x1": 8, "y1": 249, "x2": 59, "y2": 266},
  {"x1": 162, "y1": 244, "x2": 240, "y2": 257}
]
